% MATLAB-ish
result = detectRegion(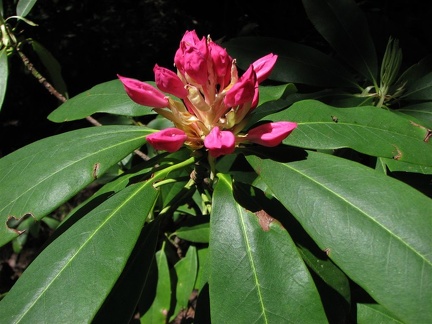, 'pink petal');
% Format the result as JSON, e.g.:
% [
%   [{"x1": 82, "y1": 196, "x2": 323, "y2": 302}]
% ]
[
  {"x1": 154, "y1": 64, "x2": 188, "y2": 99},
  {"x1": 224, "y1": 66, "x2": 257, "y2": 107},
  {"x1": 209, "y1": 42, "x2": 232, "y2": 79},
  {"x1": 146, "y1": 128, "x2": 187, "y2": 152},
  {"x1": 174, "y1": 31, "x2": 208, "y2": 84},
  {"x1": 246, "y1": 122, "x2": 297, "y2": 147},
  {"x1": 252, "y1": 53, "x2": 278, "y2": 83},
  {"x1": 204, "y1": 127, "x2": 236, "y2": 157},
  {"x1": 118, "y1": 74, "x2": 169, "y2": 108}
]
